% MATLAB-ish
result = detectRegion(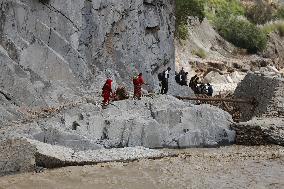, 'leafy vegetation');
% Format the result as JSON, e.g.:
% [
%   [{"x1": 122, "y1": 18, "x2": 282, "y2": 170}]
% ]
[
  {"x1": 215, "y1": 17, "x2": 267, "y2": 53},
  {"x1": 175, "y1": 0, "x2": 205, "y2": 40},
  {"x1": 204, "y1": 0, "x2": 245, "y2": 21},
  {"x1": 276, "y1": 6, "x2": 284, "y2": 19},
  {"x1": 262, "y1": 22, "x2": 284, "y2": 37},
  {"x1": 175, "y1": 0, "x2": 271, "y2": 53},
  {"x1": 176, "y1": 24, "x2": 189, "y2": 40}
]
